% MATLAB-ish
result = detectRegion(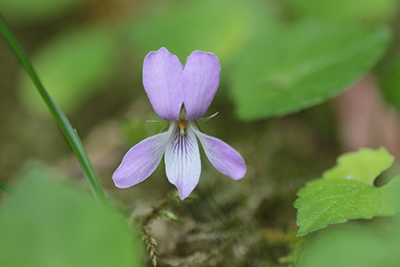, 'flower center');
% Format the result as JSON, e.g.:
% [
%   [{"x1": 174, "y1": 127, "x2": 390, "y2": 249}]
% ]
[{"x1": 178, "y1": 119, "x2": 186, "y2": 136}]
